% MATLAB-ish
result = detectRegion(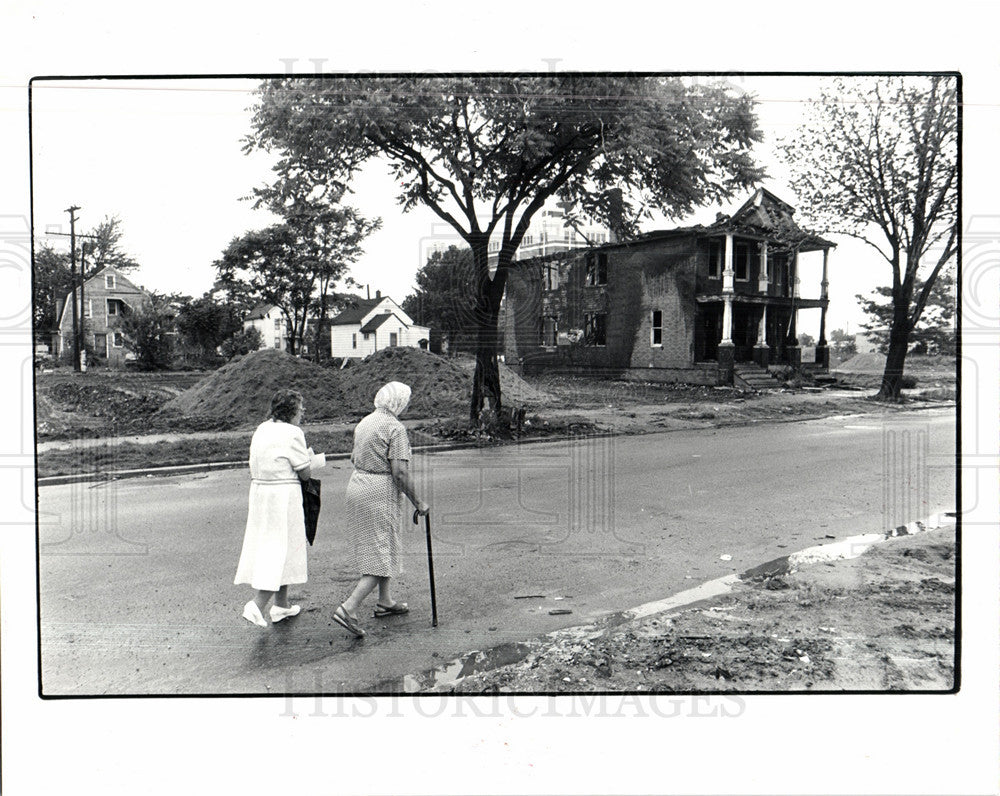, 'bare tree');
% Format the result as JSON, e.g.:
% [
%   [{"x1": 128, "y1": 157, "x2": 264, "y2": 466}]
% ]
[{"x1": 781, "y1": 76, "x2": 957, "y2": 400}]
